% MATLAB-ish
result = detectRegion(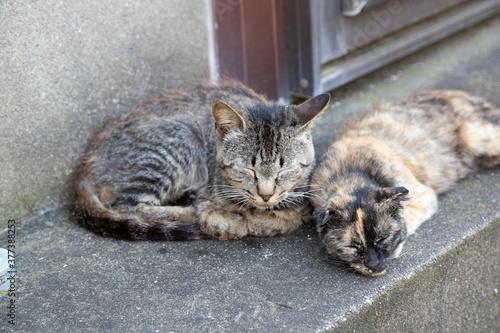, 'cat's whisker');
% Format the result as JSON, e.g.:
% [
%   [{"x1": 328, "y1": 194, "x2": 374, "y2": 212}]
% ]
[
  {"x1": 293, "y1": 184, "x2": 312, "y2": 189},
  {"x1": 210, "y1": 188, "x2": 247, "y2": 201},
  {"x1": 210, "y1": 191, "x2": 245, "y2": 200},
  {"x1": 235, "y1": 198, "x2": 254, "y2": 212},
  {"x1": 242, "y1": 200, "x2": 253, "y2": 211},
  {"x1": 290, "y1": 191, "x2": 322, "y2": 200},
  {"x1": 279, "y1": 200, "x2": 295, "y2": 212},
  {"x1": 307, "y1": 184, "x2": 327, "y2": 190},
  {"x1": 292, "y1": 186, "x2": 325, "y2": 194},
  {"x1": 214, "y1": 192, "x2": 243, "y2": 199},
  {"x1": 224, "y1": 198, "x2": 248, "y2": 208},
  {"x1": 389, "y1": 248, "x2": 407, "y2": 260},
  {"x1": 302, "y1": 189, "x2": 325, "y2": 194},
  {"x1": 281, "y1": 197, "x2": 302, "y2": 210},
  {"x1": 220, "y1": 198, "x2": 245, "y2": 205},
  {"x1": 288, "y1": 191, "x2": 323, "y2": 202},
  {"x1": 231, "y1": 200, "x2": 248, "y2": 211},
  {"x1": 207, "y1": 184, "x2": 237, "y2": 189},
  {"x1": 210, "y1": 190, "x2": 235, "y2": 196}
]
